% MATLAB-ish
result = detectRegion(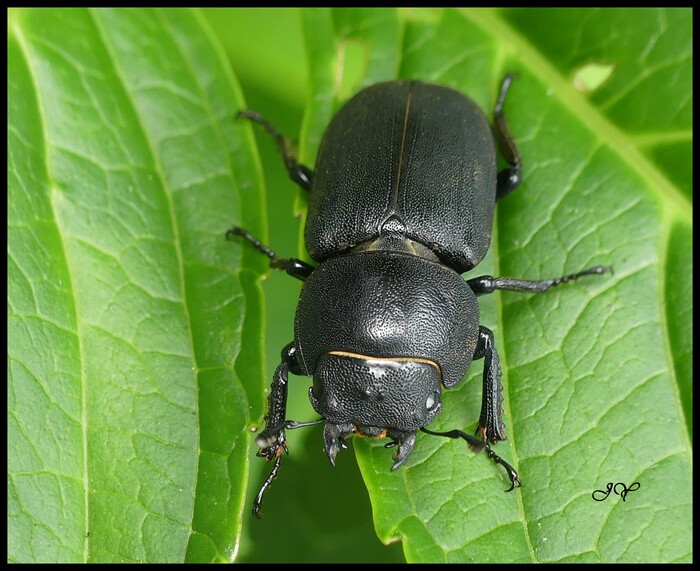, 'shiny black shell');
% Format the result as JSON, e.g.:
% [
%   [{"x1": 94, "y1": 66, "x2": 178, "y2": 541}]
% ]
[
  {"x1": 305, "y1": 81, "x2": 497, "y2": 274},
  {"x1": 294, "y1": 250, "x2": 479, "y2": 387}
]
